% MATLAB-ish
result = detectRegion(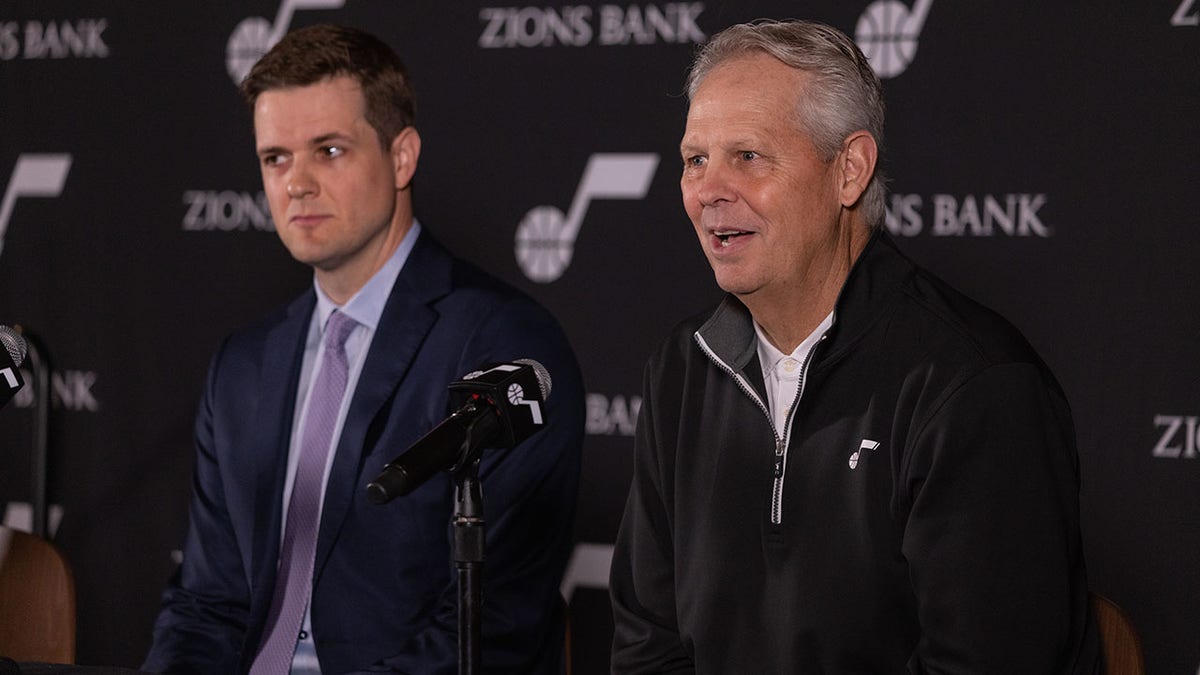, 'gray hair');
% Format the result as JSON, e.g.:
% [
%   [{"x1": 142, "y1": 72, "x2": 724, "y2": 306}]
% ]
[{"x1": 686, "y1": 20, "x2": 887, "y2": 228}]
